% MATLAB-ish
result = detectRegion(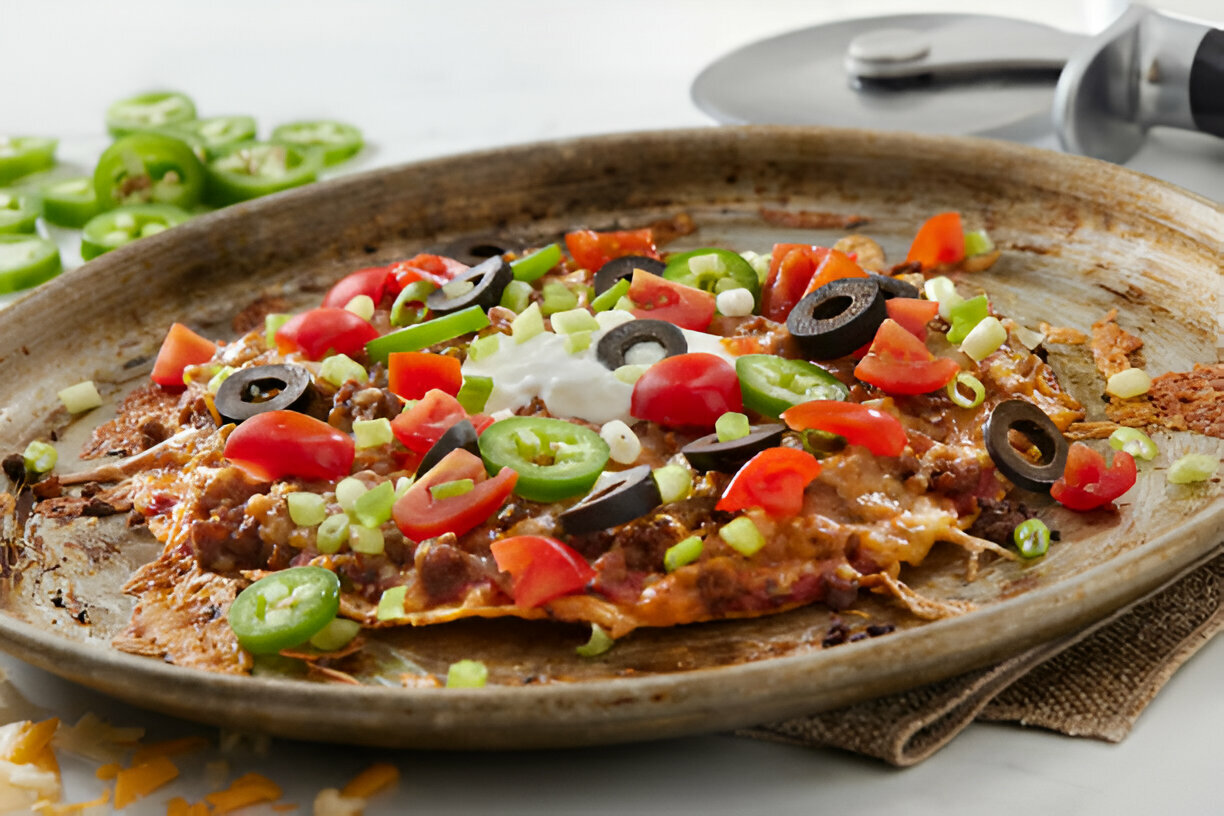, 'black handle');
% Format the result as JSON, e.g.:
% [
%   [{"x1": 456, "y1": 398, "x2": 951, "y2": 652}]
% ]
[{"x1": 1190, "y1": 28, "x2": 1224, "y2": 138}]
